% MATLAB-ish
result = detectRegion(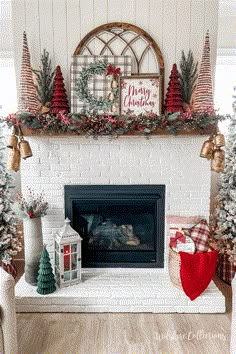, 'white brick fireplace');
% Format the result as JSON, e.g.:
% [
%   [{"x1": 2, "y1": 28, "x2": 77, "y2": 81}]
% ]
[
  {"x1": 16, "y1": 134, "x2": 225, "y2": 313},
  {"x1": 20, "y1": 134, "x2": 211, "y2": 262}
]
